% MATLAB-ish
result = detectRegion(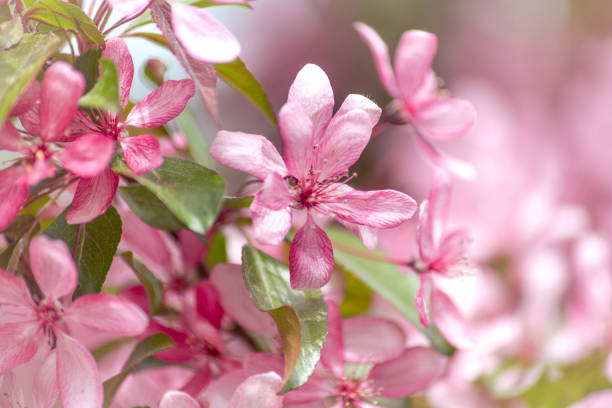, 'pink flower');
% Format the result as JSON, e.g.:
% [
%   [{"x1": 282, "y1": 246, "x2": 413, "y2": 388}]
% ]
[
  {"x1": 0, "y1": 61, "x2": 114, "y2": 231},
  {"x1": 0, "y1": 235, "x2": 148, "y2": 408},
  {"x1": 107, "y1": 0, "x2": 242, "y2": 63},
  {"x1": 210, "y1": 64, "x2": 417, "y2": 289},
  {"x1": 66, "y1": 37, "x2": 195, "y2": 225},
  {"x1": 159, "y1": 390, "x2": 201, "y2": 408},
  {"x1": 354, "y1": 22, "x2": 477, "y2": 179}
]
